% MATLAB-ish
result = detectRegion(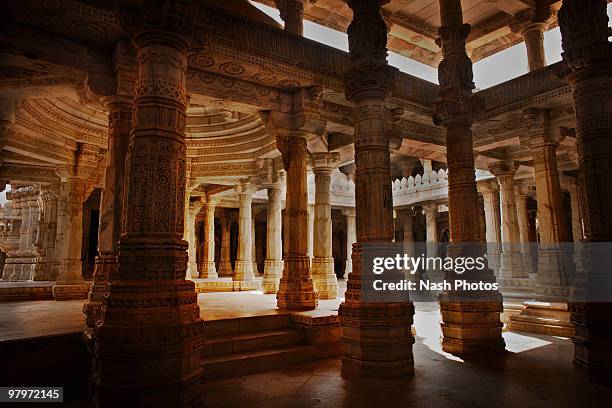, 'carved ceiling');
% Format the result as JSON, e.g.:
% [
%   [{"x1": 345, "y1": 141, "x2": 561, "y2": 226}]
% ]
[
  {"x1": 256, "y1": 0, "x2": 565, "y2": 66},
  {"x1": 0, "y1": 0, "x2": 582, "y2": 198}
]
